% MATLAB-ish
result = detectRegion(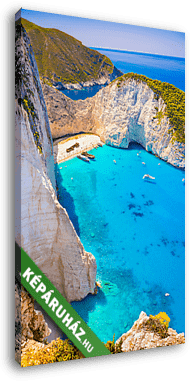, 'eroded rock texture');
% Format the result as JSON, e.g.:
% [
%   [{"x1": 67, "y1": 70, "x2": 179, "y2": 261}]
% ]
[
  {"x1": 20, "y1": 286, "x2": 51, "y2": 344},
  {"x1": 116, "y1": 312, "x2": 185, "y2": 352}
]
